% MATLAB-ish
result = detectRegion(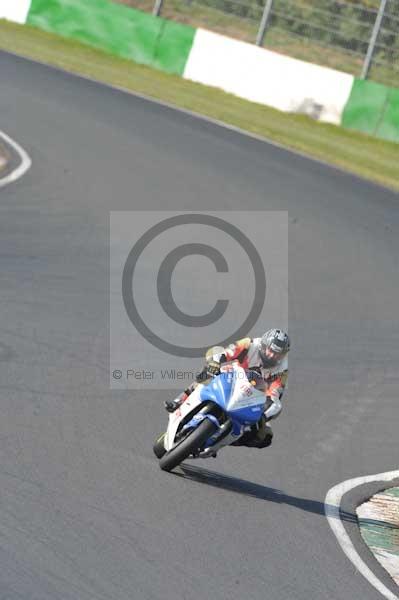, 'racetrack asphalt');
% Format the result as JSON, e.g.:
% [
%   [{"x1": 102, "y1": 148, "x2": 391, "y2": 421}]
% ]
[{"x1": 1, "y1": 50, "x2": 399, "y2": 600}]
